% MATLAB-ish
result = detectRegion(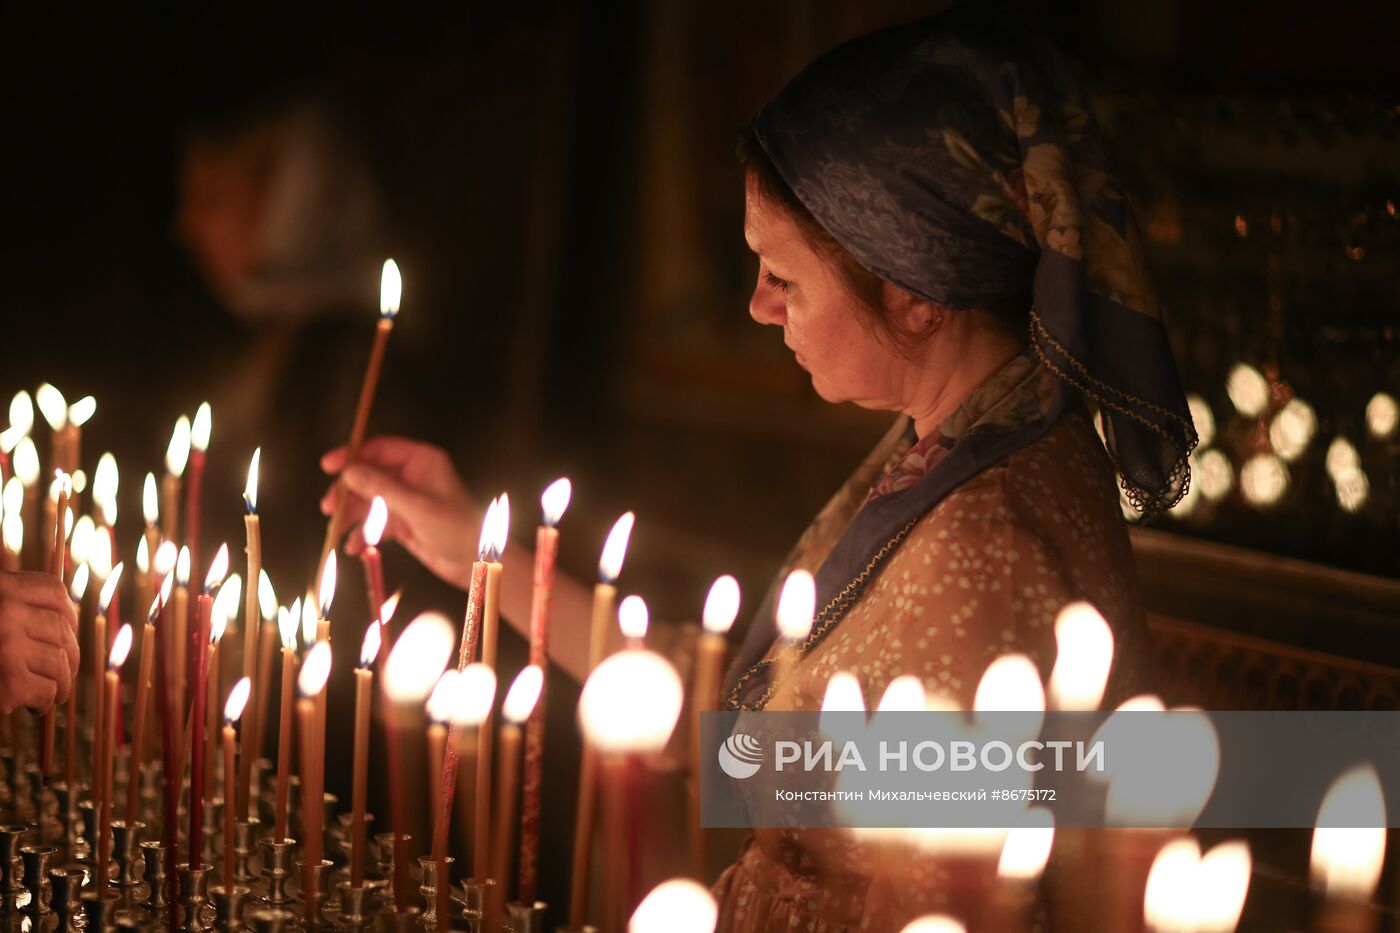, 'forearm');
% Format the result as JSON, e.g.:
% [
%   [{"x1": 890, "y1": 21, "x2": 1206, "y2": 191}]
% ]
[{"x1": 496, "y1": 538, "x2": 598, "y2": 684}]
